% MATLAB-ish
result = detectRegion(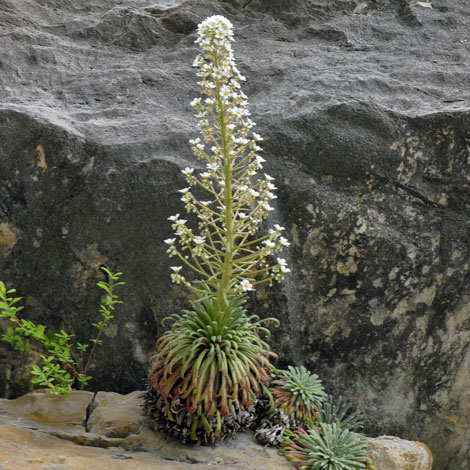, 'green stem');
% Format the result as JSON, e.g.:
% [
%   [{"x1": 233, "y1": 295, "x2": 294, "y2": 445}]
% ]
[
  {"x1": 83, "y1": 324, "x2": 104, "y2": 376},
  {"x1": 83, "y1": 277, "x2": 115, "y2": 375},
  {"x1": 214, "y1": 53, "x2": 234, "y2": 312}
]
